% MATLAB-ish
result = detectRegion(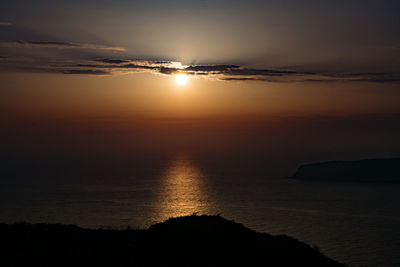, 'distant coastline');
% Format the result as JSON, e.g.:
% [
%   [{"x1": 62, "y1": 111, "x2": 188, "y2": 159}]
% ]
[{"x1": 292, "y1": 158, "x2": 400, "y2": 182}]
